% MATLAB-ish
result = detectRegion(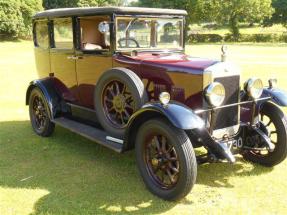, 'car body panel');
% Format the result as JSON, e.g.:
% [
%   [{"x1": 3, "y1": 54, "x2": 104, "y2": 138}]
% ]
[
  {"x1": 34, "y1": 47, "x2": 51, "y2": 78},
  {"x1": 113, "y1": 53, "x2": 217, "y2": 110},
  {"x1": 76, "y1": 53, "x2": 113, "y2": 108},
  {"x1": 262, "y1": 88, "x2": 287, "y2": 107},
  {"x1": 129, "y1": 101, "x2": 205, "y2": 130}
]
